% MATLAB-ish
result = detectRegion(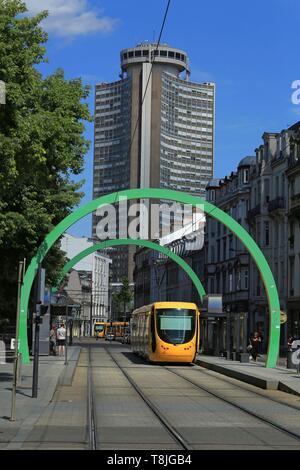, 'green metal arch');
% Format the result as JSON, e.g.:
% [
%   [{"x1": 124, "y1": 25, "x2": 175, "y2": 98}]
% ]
[
  {"x1": 19, "y1": 188, "x2": 280, "y2": 367},
  {"x1": 53, "y1": 239, "x2": 206, "y2": 300}
]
